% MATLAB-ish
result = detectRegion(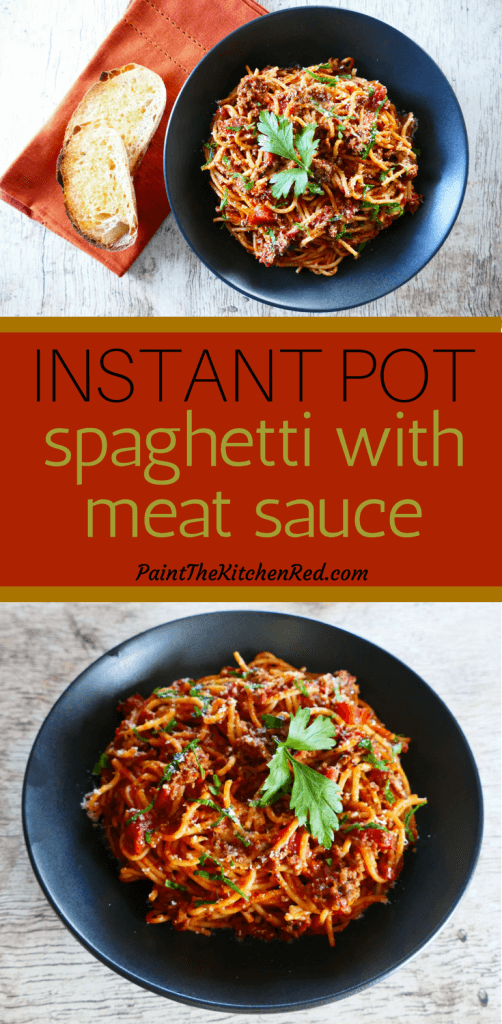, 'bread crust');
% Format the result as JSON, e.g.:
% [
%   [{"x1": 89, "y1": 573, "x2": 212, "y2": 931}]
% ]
[{"x1": 57, "y1": 62, "x2": 166, "y2": 251}]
